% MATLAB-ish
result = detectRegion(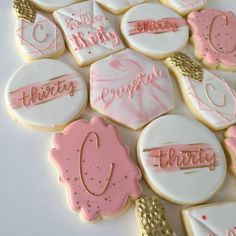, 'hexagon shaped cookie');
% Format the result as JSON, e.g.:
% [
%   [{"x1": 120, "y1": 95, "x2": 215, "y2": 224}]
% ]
[{"x1": 90, "y1": 49, "x2": 175, "y2": 130}]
